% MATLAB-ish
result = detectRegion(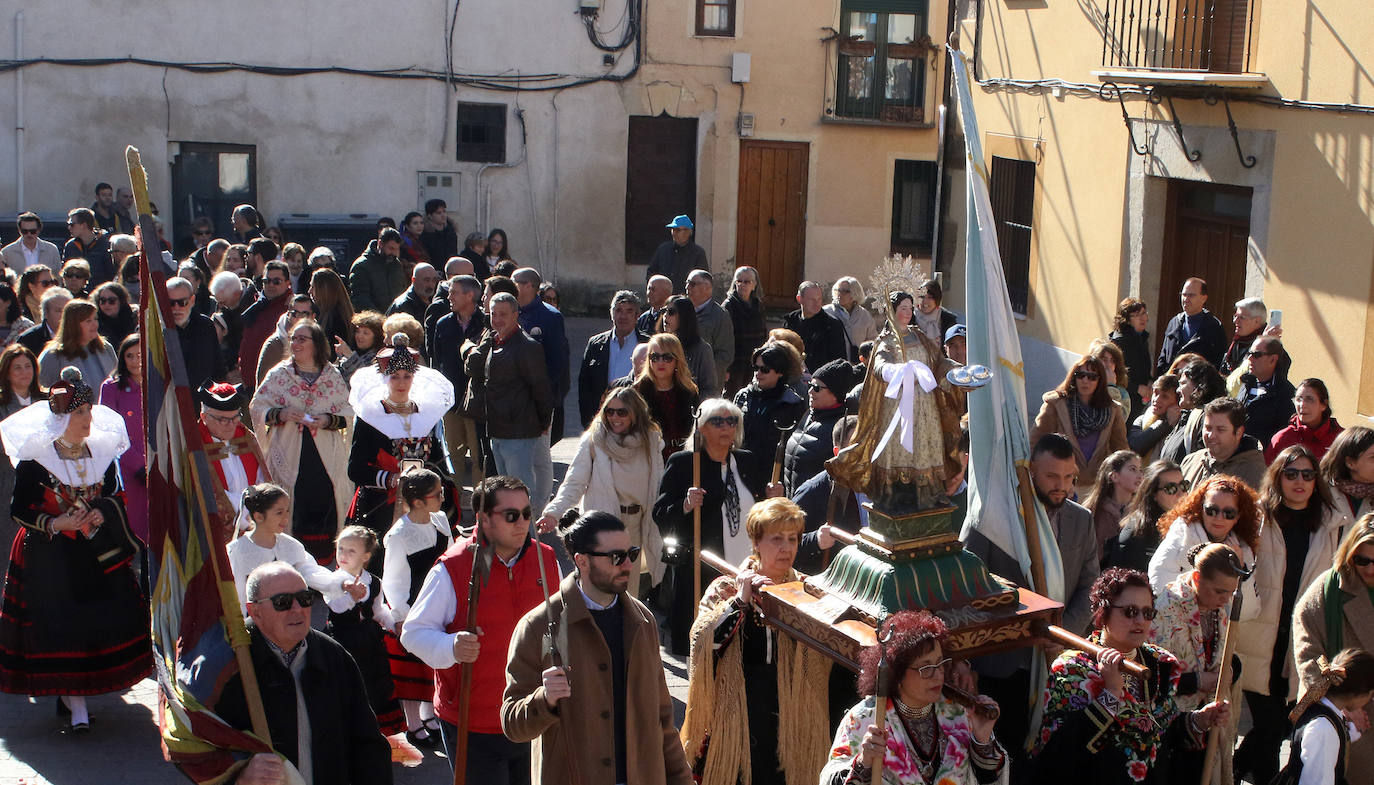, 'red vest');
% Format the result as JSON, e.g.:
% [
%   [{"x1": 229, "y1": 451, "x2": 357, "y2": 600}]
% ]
[{"x1": 434, "y1": 535, "x2": 559, "y2": 734}]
